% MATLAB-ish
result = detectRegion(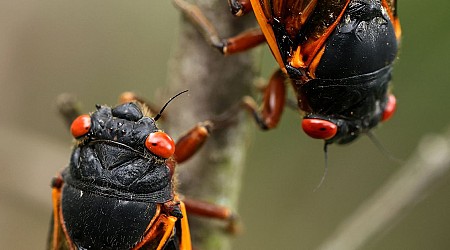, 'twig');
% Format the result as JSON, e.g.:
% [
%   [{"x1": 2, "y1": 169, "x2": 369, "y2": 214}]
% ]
[
  {"x1": 166, "y1": 1, "x2": 256, "y2": 249},
  {"x1": 318, "y1": 128, "x2": 450, "y2": 250}
]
